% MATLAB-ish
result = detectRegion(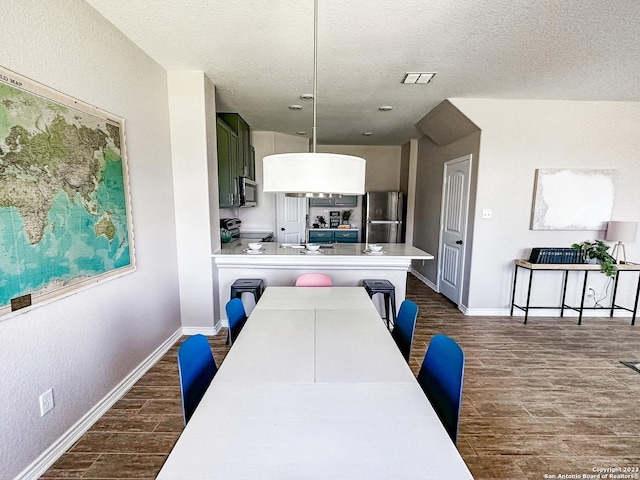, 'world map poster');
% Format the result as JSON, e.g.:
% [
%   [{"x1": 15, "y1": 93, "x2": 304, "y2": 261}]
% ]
[{"x1": 0, "y1": 67, "x2": 135, "y2": 317}]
